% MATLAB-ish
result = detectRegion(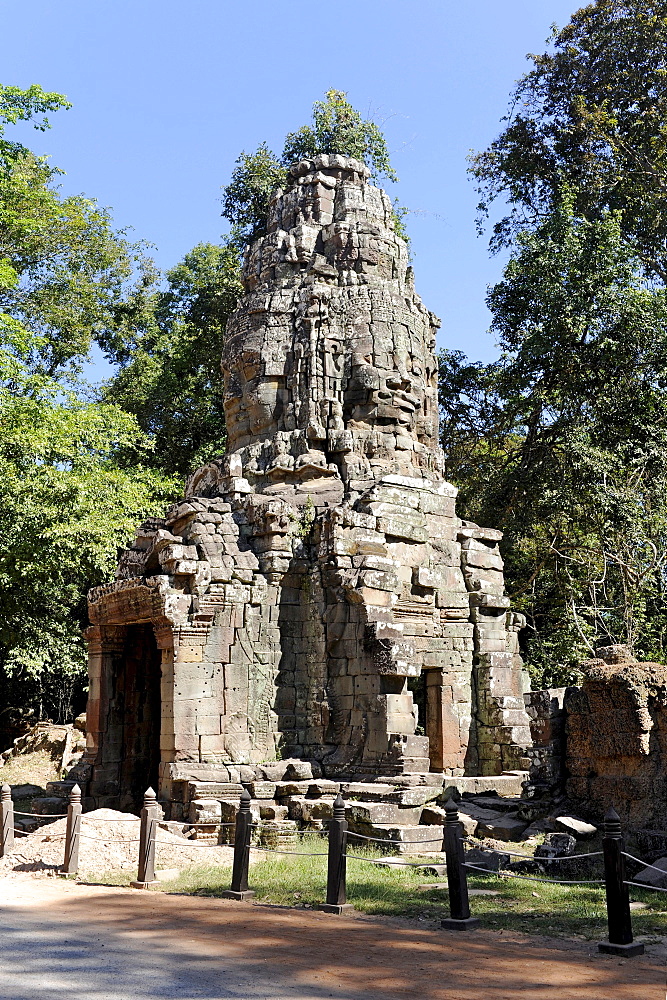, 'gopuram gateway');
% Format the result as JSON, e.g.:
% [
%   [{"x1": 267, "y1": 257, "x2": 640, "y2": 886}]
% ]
[{"x1": 80, "y1": 155, "x2": 533, "y2": 818}]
